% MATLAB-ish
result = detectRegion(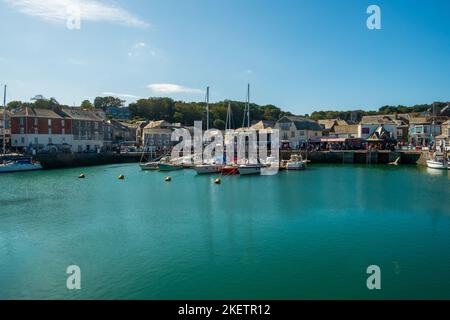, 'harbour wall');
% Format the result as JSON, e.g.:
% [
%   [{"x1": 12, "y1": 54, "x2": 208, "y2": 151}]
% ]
[
  {"x1": 32, "y1": 150, "x2": 428, "y2": 170},
  {"x1": 280, "y1": 150, "x2": 426, "y2": 165},
  {"x1": 36, "y1": 152, "x2": 145, "y2": 169}
]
